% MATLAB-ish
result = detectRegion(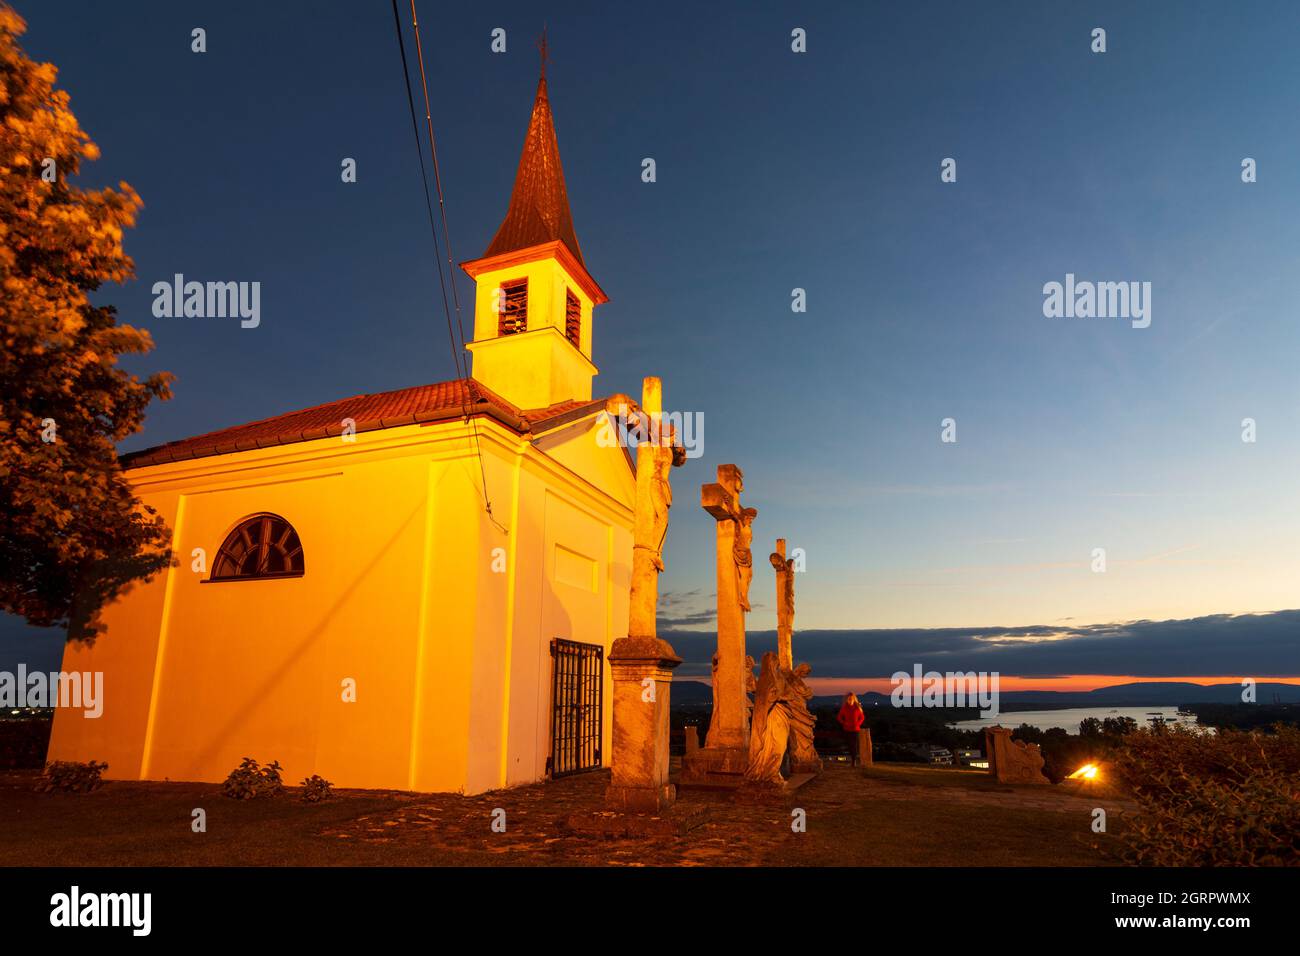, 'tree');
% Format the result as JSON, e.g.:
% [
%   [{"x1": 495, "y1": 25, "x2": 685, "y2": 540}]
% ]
[
  {"x1": 1079, "y1": 716, "x2": 1103, "y2": 738},
  {"x1": 1101, "y1": 716, "x2": 1138, "y2": 738},
  {"x1": 0, "y1": 5, "x2": 173, "y2": 642}
]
